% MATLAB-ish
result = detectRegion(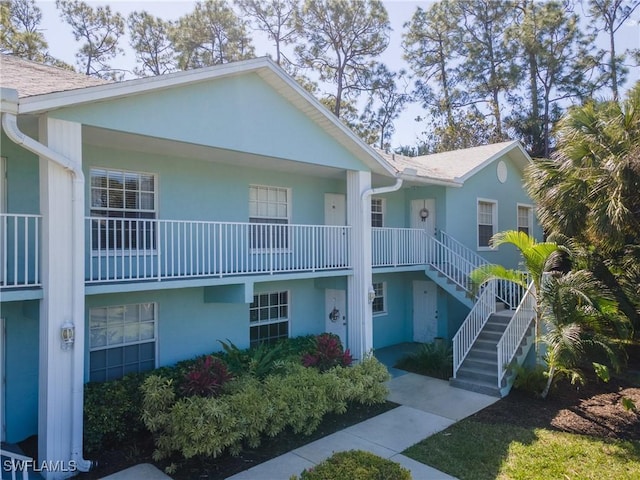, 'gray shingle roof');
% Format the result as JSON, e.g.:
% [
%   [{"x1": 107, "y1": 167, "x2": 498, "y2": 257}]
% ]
[
  {"x1": 379, "y1": 141, "x2": 525, "y2": 183},
  {"x1": 0, "y1": 54, "x2": 108, "y2": 98}
]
